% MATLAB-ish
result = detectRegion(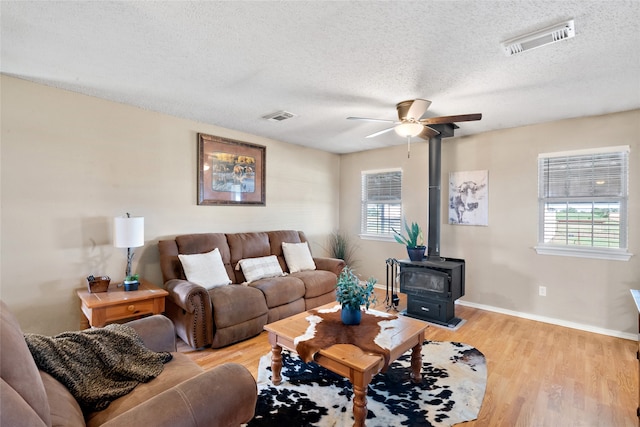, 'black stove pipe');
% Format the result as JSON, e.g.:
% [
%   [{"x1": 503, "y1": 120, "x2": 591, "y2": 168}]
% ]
[{"x1": 427, "y1": 135, "x2": 442, "y2": 261}]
